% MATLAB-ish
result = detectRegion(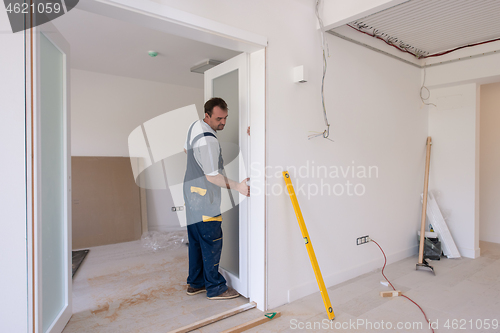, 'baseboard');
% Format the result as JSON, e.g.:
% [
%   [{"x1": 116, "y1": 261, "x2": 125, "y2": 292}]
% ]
[
  {"x1": 458, "y1": 246, "x2": 480, "y2": 259},
  {"x1": 287, "y1": 245, "x2": 418, "y2": 304}
]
